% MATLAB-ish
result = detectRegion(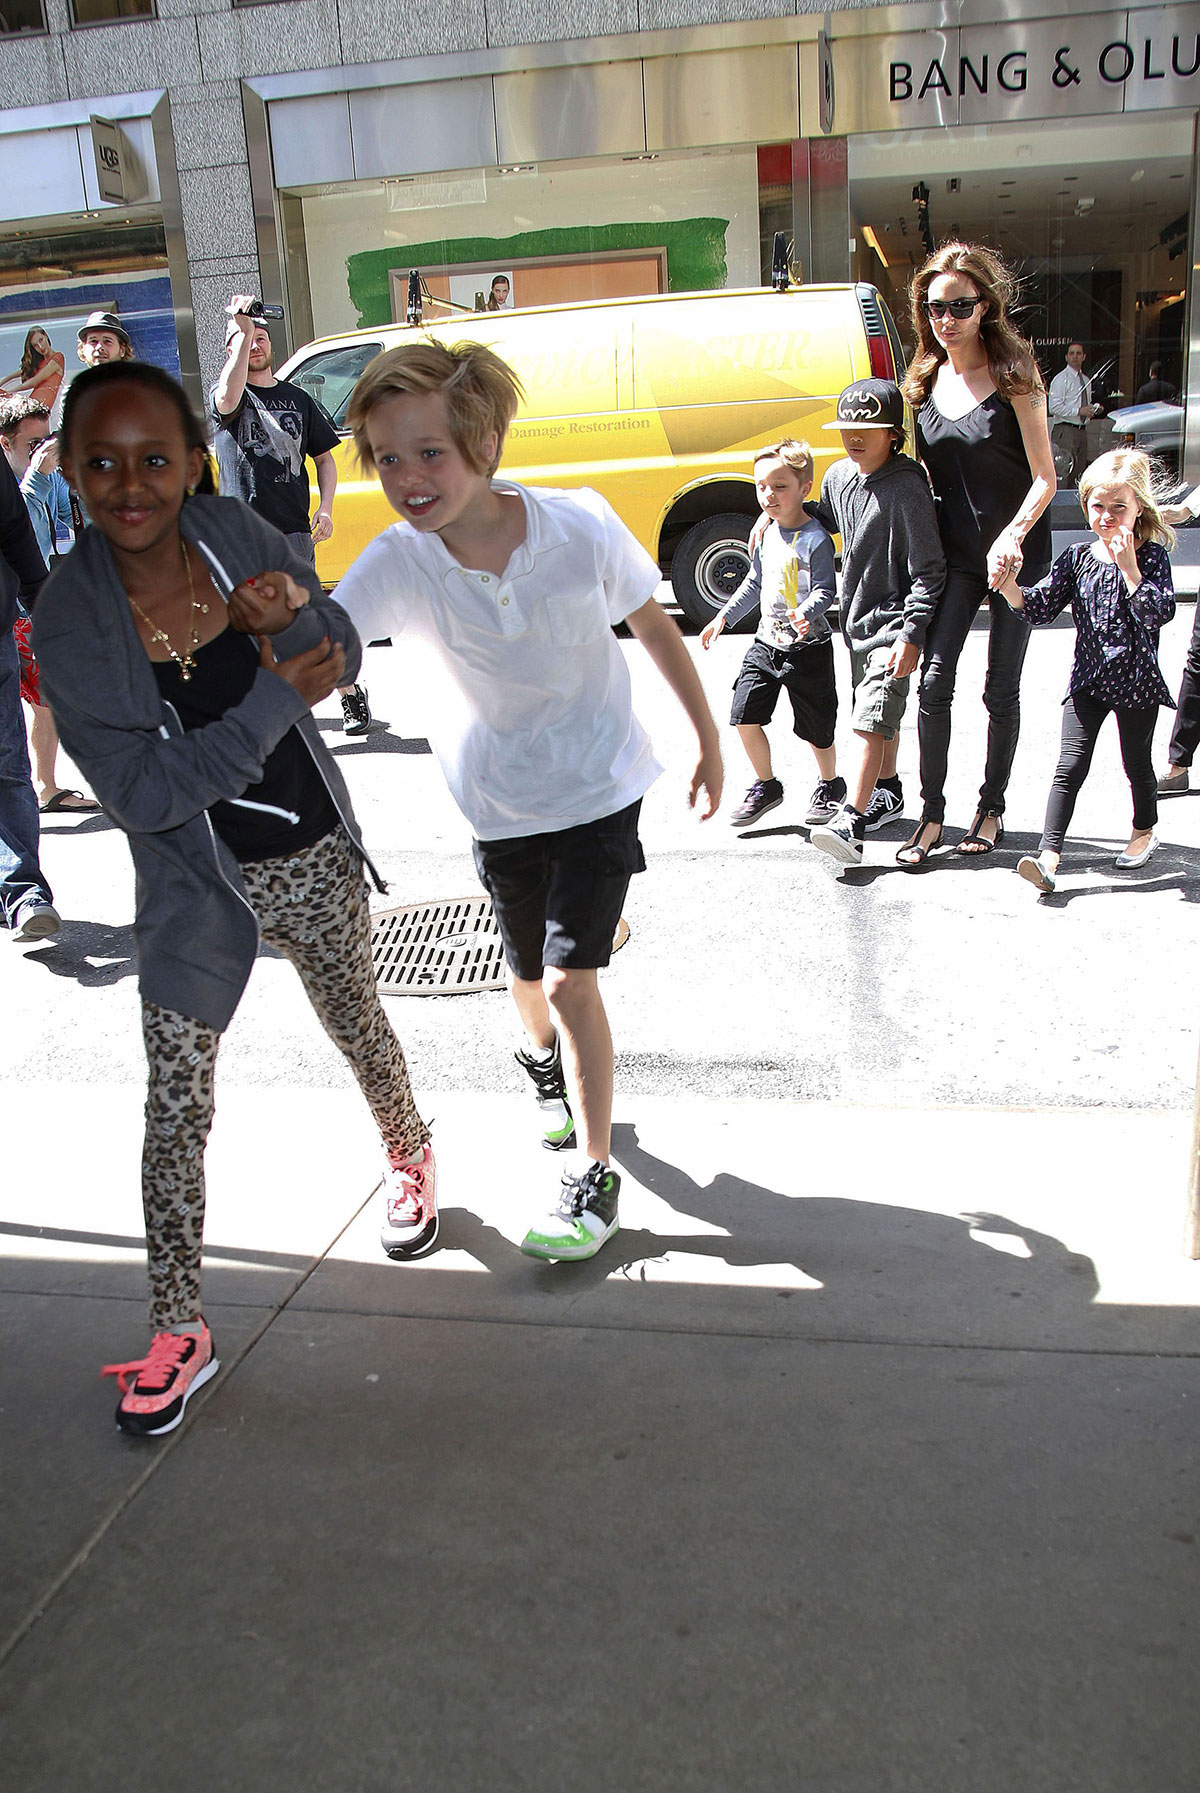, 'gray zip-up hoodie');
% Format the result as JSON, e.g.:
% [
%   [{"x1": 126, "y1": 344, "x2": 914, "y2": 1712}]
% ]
[
  {"x1": 808, "y1": 451, "x2": 945, "y2": 653},
  {"x1": 32, "y1": 495, "x2": 374, "y2": 1032}
]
